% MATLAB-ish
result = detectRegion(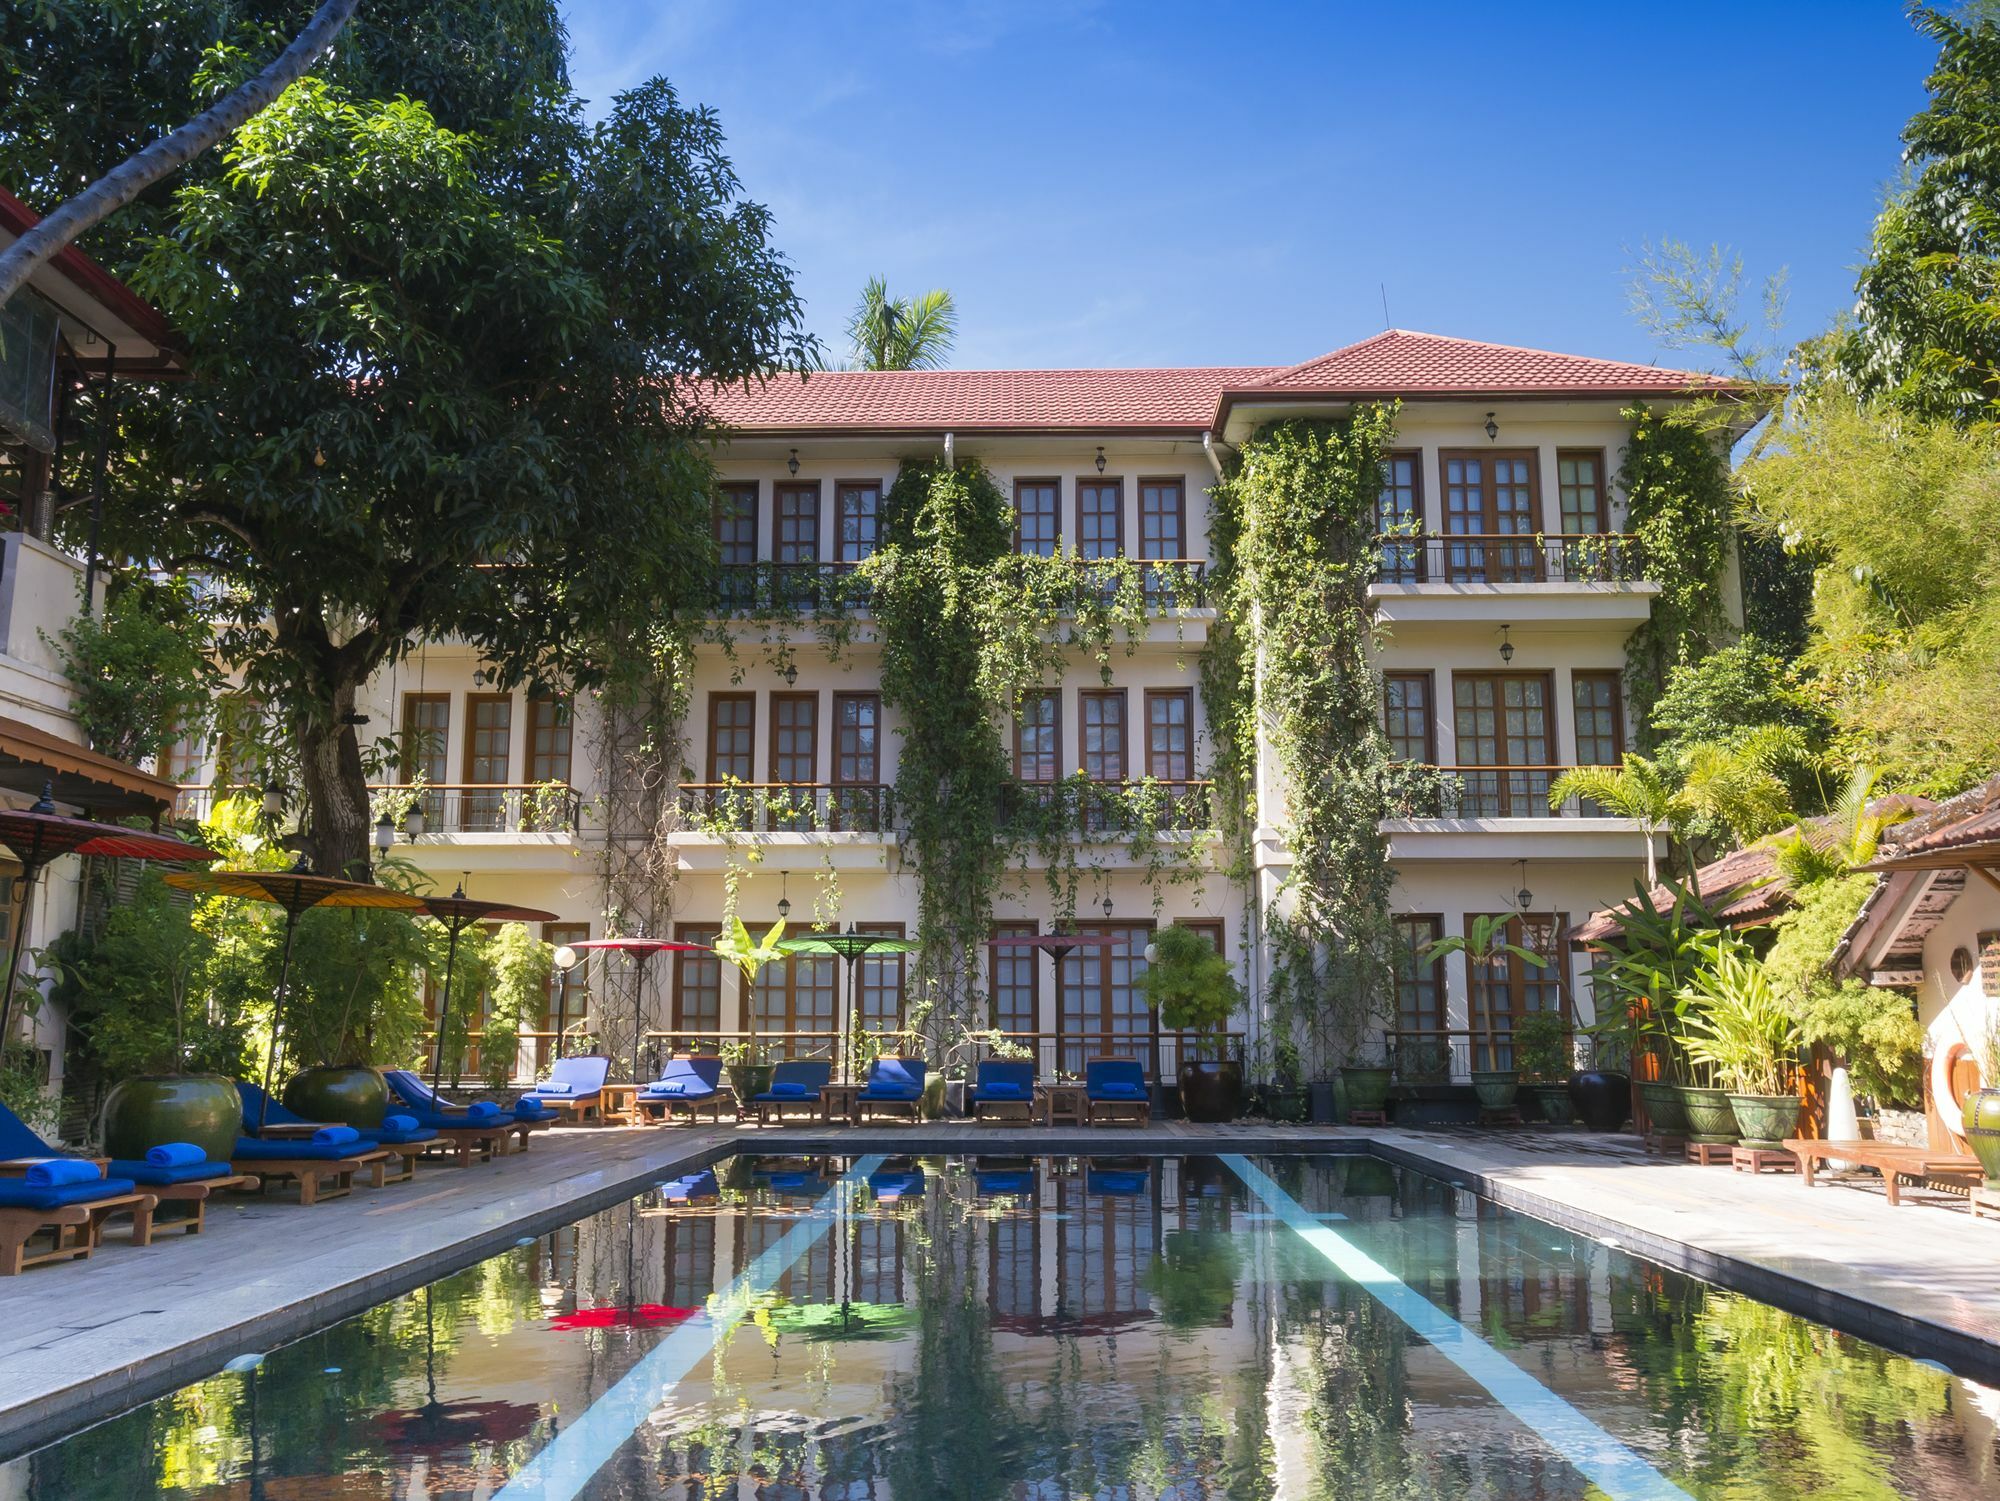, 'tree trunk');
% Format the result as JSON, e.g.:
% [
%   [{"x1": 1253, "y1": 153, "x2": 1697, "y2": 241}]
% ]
[
  {"x1": 0, "y1": 0, "x2": 360, "y2": 309},
  {"x1": 295, "y1": 682, "x2": 372, "y2": 882}
]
